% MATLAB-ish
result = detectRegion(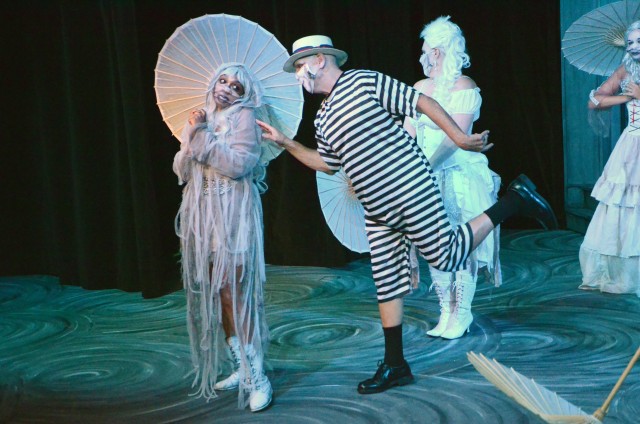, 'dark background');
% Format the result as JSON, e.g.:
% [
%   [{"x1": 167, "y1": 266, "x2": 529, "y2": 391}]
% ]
[{"x1": 0, "y1": 0, "x2": 563, "y2": 297}]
